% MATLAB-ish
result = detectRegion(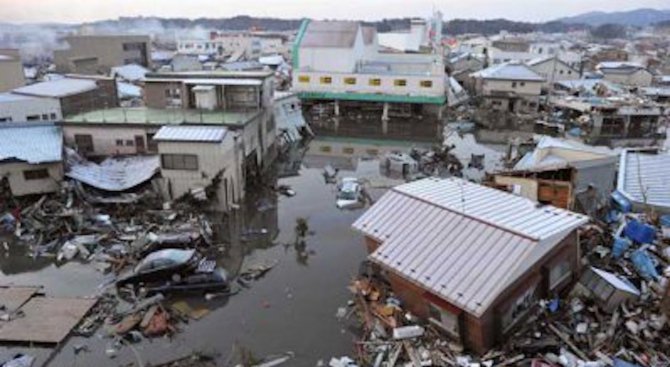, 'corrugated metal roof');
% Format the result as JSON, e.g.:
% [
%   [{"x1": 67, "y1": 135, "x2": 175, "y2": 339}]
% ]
[
  {"x1": 618, "y1": 149, "x2": 670, "y2": 209},
  {"x1": 154, "y1": 126, "x2": 228, "y2": 142},
  {"x1": 352, "y1": 178, "x2": 588, "y2": 316},
  {"x1": 471, "y1": 62, "x2": 545, "y2": 82},
  {"x1": 13, "y1": 78, "x2": 97, "y2": 98},
  {"x1": 66, "y1": 150, "x2": 160, "y2": 191},
  {"x1": 0, "y1": 123, "x2": 62, "y2": 164}
]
